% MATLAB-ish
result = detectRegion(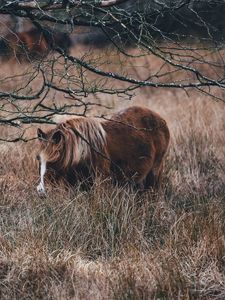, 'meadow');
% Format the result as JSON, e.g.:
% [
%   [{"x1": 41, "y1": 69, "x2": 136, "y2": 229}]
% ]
[{"x1": 0, "y1": 46, "x2": 225, "y2": 299}]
